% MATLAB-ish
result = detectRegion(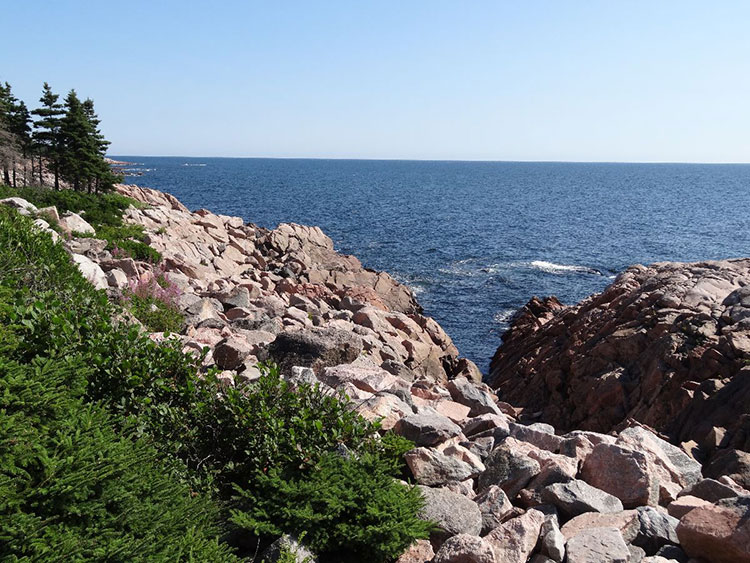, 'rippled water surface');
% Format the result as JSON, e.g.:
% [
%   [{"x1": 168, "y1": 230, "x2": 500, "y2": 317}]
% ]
[{"x1": 116, "y1": 158, "x2": 750, "y2": 372}]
